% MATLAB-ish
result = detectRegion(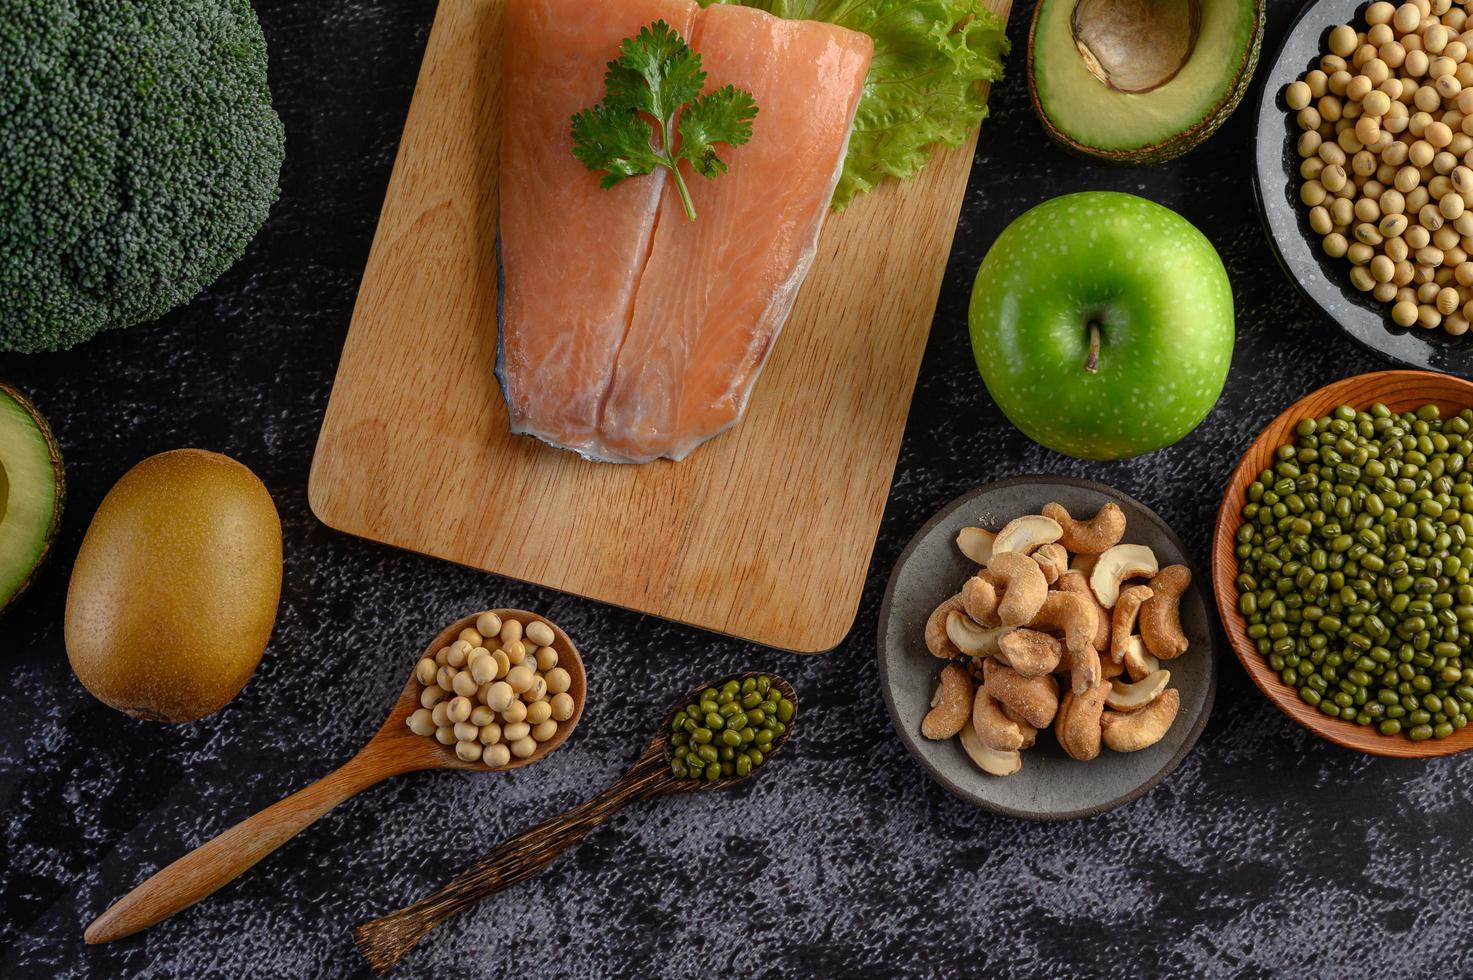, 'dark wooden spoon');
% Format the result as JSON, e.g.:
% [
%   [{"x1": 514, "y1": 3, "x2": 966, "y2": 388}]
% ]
[{"x1": 352, "y1": 672, "x2": 797, "y2": 974}]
